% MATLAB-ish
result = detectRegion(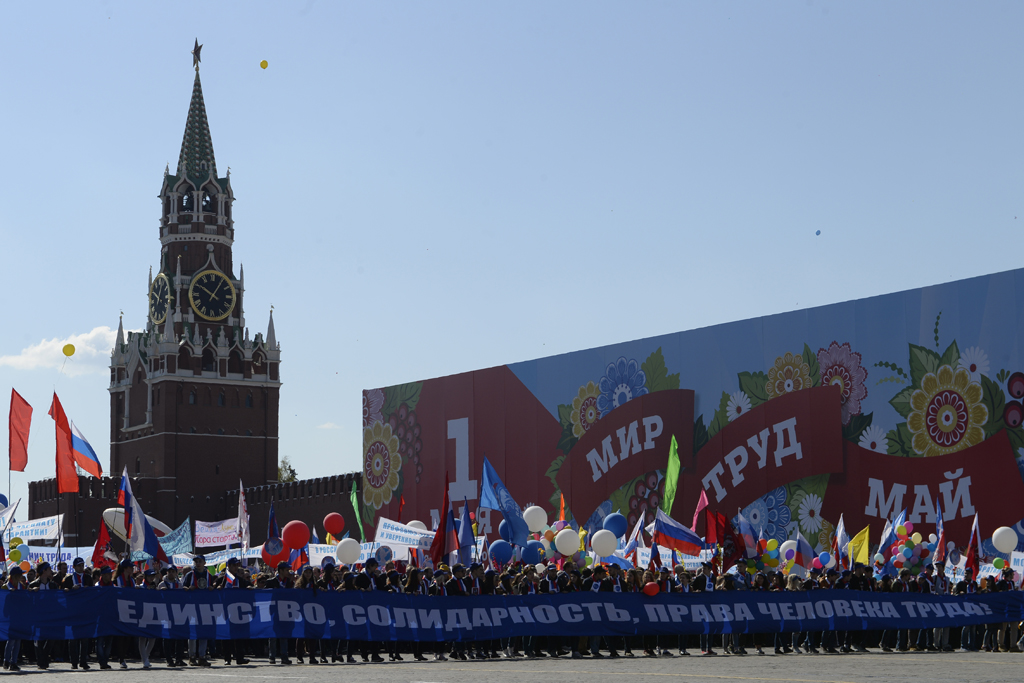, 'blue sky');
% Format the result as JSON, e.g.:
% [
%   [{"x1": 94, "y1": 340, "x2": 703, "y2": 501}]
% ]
[{"x1": 1, "y1": 2, "x2": 1023, "y2": 516}]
